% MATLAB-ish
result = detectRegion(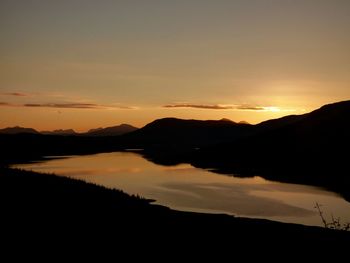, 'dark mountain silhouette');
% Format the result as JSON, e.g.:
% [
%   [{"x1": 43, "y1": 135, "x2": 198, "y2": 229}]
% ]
[
  {"x1": 0, "y1": 124, "x2": 137, "y2": 137},
  {"x1": 220, "y1": 118, "x2": 233, "y2": 122},
  {"x1": 247, "y1": 100, "x2": 350, "y2": 136},
  {"x1": 87, "y1": 127, "x2": 103, "y2": 133},
  {"x1": 84, "y1": 124, "x2": 138, "y2": 136},
  {"x1": 202, "y1": 100, "x2": 350, "y2": 161},
  {"x1": 41, "y1": 129, "x2": 77, "y2": 135},
  {"x1": 0, "y1": 126, "x2": 39, "y2": 134},
  {"x1": 1, "y1": 101, "x2": 349, "y2": 160},
  {"x1": 1, "y1": 100, "x2": 349, "y2": 200},
  {"x1": 192, "y1": 100, "x2": 350, "y2": 200},
  {"x1": 124, "y1": 117, "x2": 252, "y2": 148},
  {"x1": 239, "y1": 120, "x2": 250, "y2": 125},
  {"x1": 119, "y1": 117, "x2": 252, "y2": 165}
]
